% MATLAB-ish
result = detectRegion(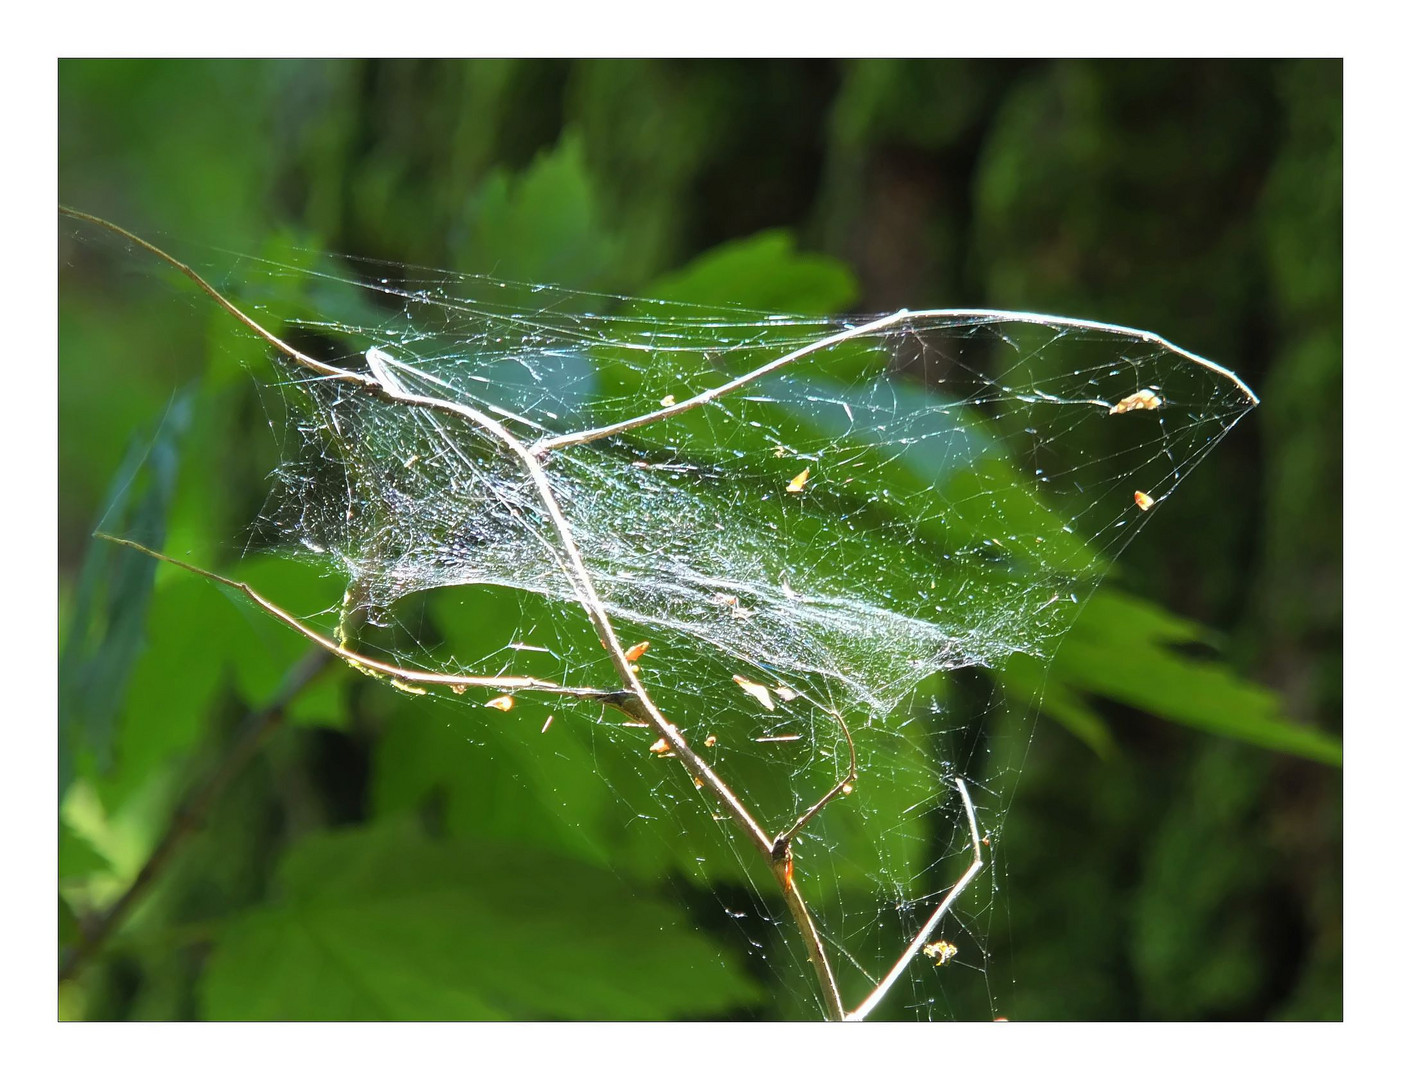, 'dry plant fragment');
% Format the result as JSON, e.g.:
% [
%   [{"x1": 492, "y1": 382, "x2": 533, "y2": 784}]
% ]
[
  {"x1": 1134, "y1": 490, "x2": 1156, "y2": 511},
  {"x1": 1109, "y1": 389, "x2": 1164, "y2": 414},
  {"x1": 732, "y1": 675, "x2": 776, "y2": 710},
  {"x1": 649, "y1": 737, "x2": 676, "y2": 757},
  {"x1": 922, "y1": 940, "x2": 958, "y2": 966},
  {"x1": 786, "y1": 467, "x2": 811, "y2": 493}
]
